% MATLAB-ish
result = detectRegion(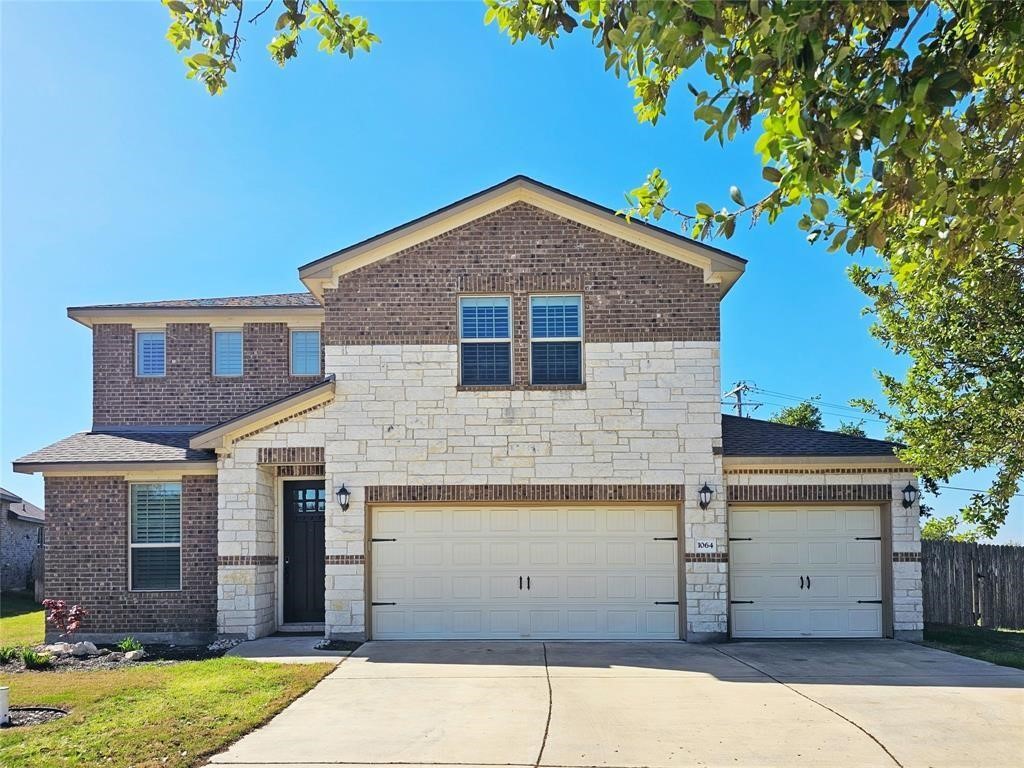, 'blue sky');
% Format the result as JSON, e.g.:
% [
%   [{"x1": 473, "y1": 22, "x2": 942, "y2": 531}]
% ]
[{"x1": 2, "y1": 1, "x2": 1019, "y2": 541}]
